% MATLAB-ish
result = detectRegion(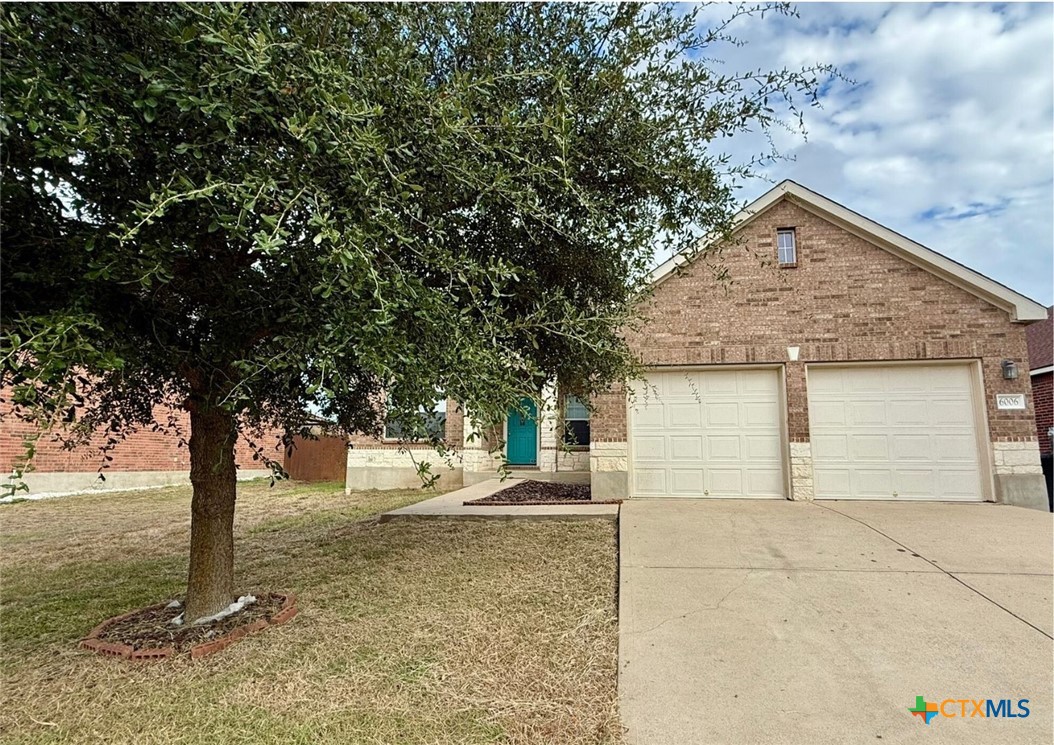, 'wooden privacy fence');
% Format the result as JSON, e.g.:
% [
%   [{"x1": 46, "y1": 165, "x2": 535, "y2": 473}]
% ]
[{"x1": 283, "y1": 434, "x2": 347, "y2": 483}]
